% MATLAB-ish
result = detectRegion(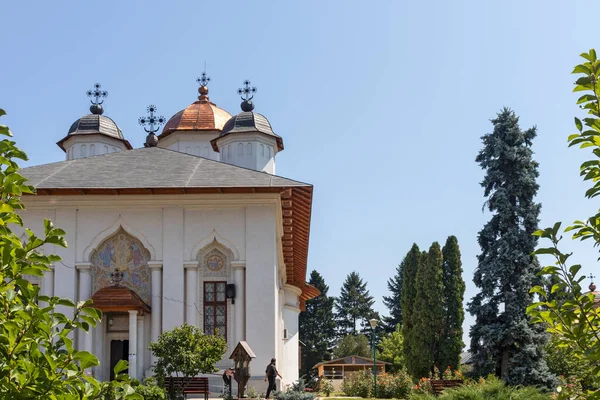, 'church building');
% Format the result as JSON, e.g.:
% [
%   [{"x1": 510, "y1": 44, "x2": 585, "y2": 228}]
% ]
[{"x1": 18, "y1": 76, "x2": 318, "y2": 390}]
